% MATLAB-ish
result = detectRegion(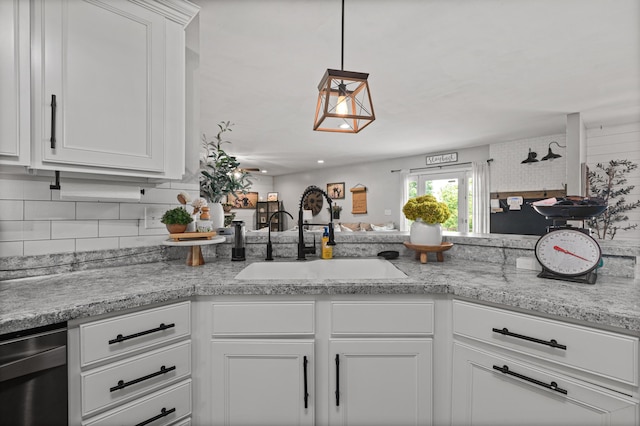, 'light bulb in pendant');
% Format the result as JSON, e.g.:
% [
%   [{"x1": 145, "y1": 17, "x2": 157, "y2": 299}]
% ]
[{"x1": 336, "y1": 95, "x2": 348, "y2": 115}]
